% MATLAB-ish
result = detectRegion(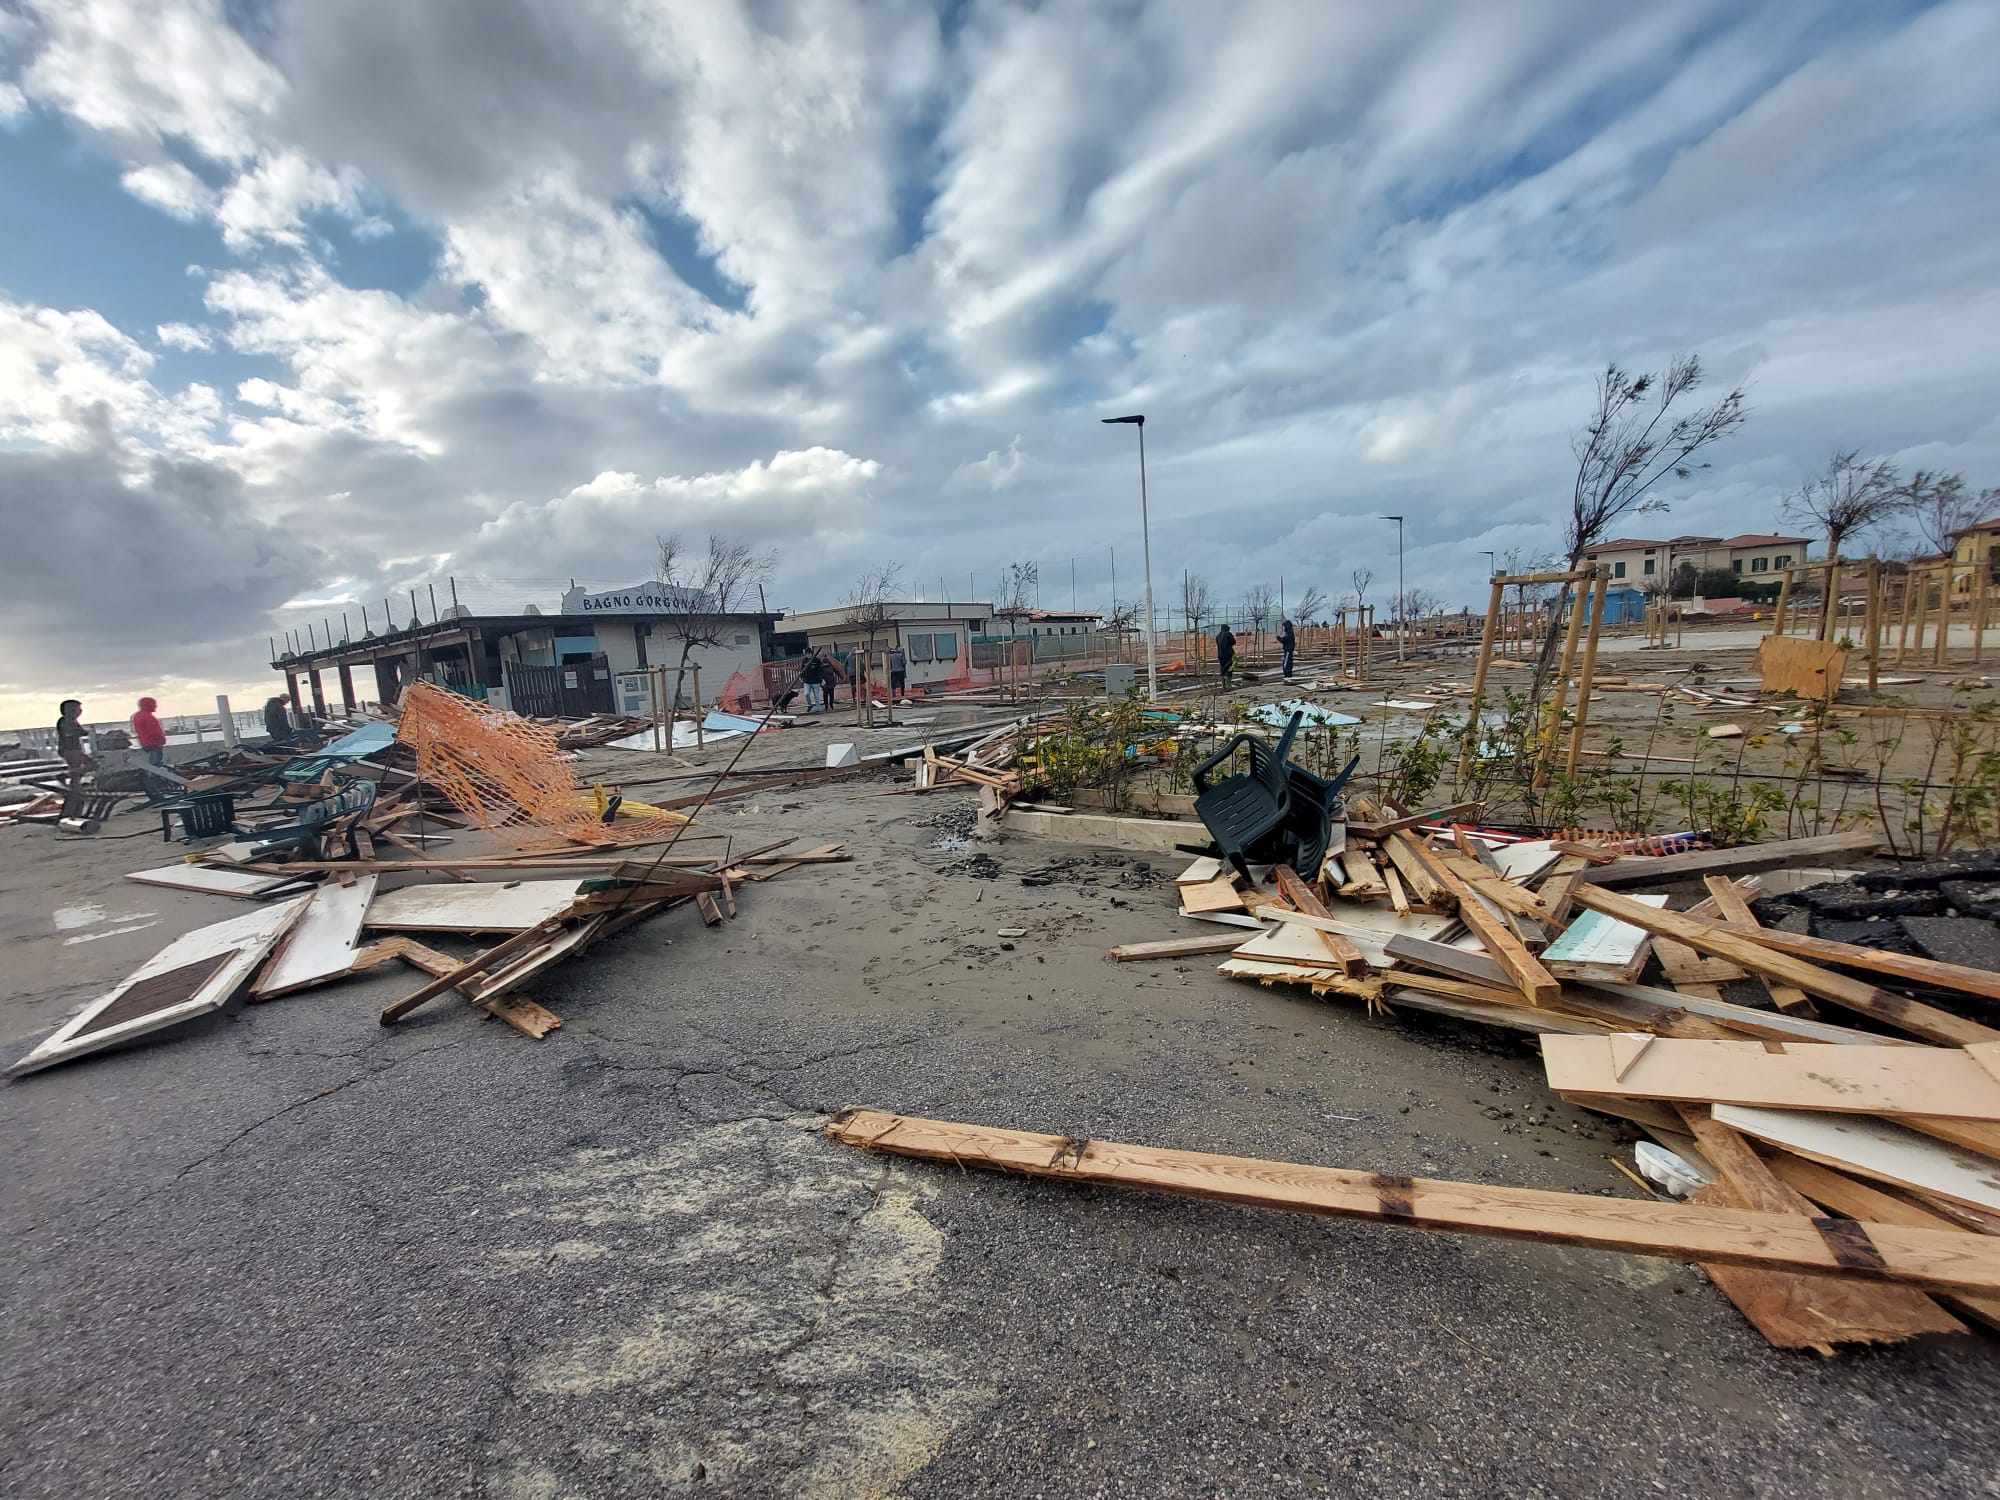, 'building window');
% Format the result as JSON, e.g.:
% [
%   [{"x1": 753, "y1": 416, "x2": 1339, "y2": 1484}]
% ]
[
  {"x1": 1732, "y1": 559, "x2": 1744, "y2": 574},
  {"x1": 933, "y1": 632, "x2": 957, "y2": 660},
  {"x1": 1643, "y1": 558, "x2": 1655, "y2": 575},
  {"x1": 1774, "y1": 554, "x2": 1791, "y2": 568},
  {"x1": 1751, "y1": 557, "x2": 1769, "y2": 573},
  {"x1": 1612, "y1": 561, "x2": 1626, "y2": 578},
  {"x1": 734, "y1": 633, "x2": 751, "y2": 646}
]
